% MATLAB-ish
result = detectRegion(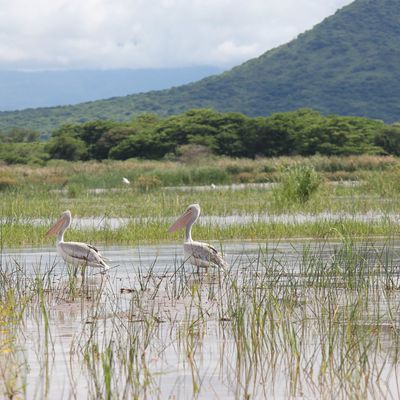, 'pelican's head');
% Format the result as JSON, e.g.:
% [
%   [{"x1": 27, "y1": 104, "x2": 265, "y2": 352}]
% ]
[
  {"x1": 46, "y1": 210, "x2": 72, "y2": 236},
  {"x1": 168, "y1": 204, "x2": 201, "y2": 232}
]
